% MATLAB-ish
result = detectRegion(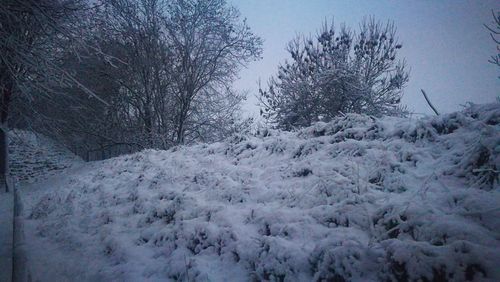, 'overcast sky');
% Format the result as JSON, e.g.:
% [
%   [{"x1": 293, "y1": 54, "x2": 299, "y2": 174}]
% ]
[{"x1": 228, "y1": 0, "x2": 500, "y2": 118}]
